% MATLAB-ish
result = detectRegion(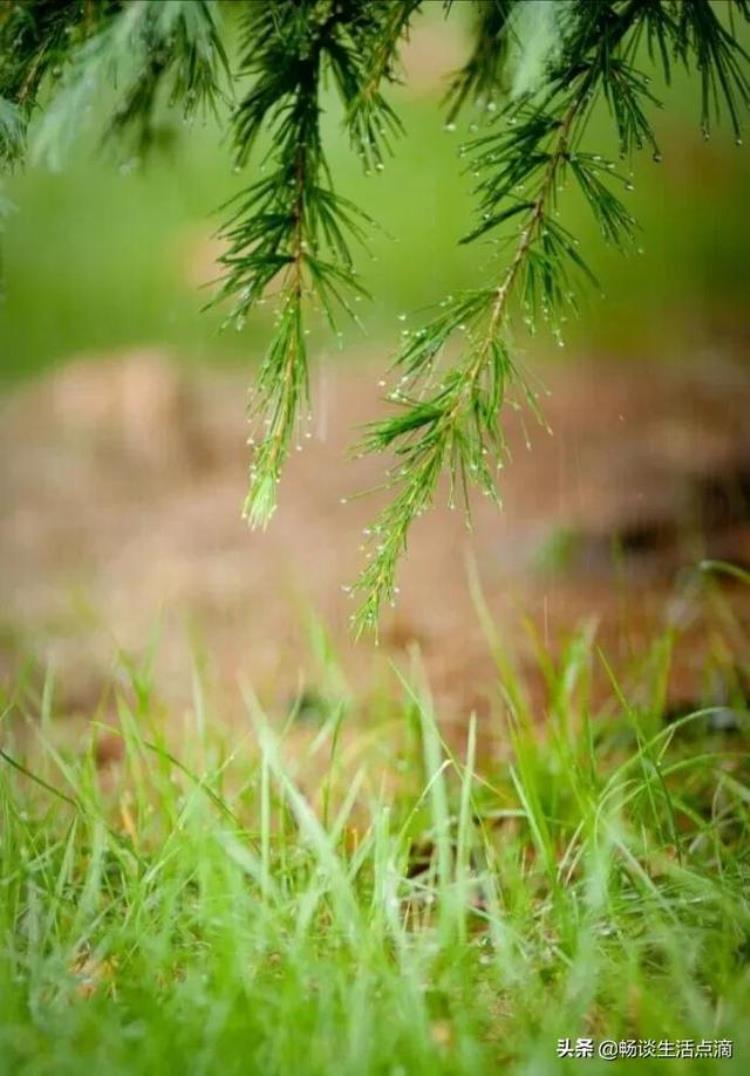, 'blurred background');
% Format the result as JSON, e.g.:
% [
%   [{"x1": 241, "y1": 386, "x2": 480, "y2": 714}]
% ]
[{"x1": 1, "y1": 7, "x2": 749, "y2": 745}]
